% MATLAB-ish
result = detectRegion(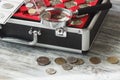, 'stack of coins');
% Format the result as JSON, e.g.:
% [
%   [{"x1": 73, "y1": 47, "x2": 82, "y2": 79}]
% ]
[{"x1": 67, "y1": 56, "x2": 78, "y2": 64}]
